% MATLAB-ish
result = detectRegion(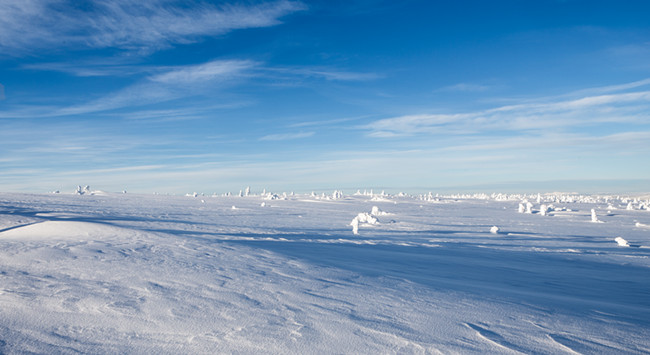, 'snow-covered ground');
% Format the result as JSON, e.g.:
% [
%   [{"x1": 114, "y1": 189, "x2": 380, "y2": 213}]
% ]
[{"x1": 1, "y1": 191, "x2": 649, "y2": 354}]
